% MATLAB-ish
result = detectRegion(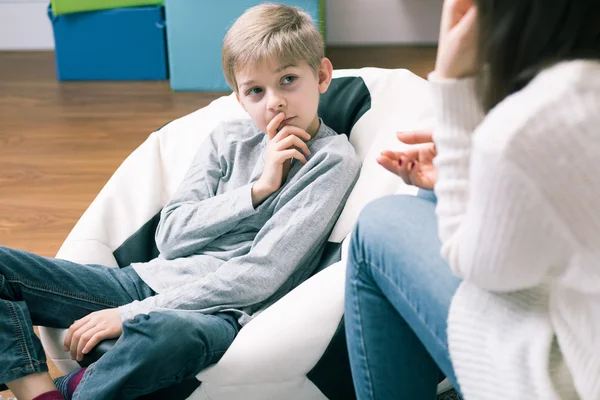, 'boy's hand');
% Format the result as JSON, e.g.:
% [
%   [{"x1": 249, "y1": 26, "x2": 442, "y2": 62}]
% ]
[
  {"x1": 64, "y1": 308, "x2": 123, "y2": 362},
  {"x1": 252, "y1": 112, "x2": 311, "y2": 207},
  {"x1": 377, "y1": 131, "x2": 438, "y2": 190}
]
